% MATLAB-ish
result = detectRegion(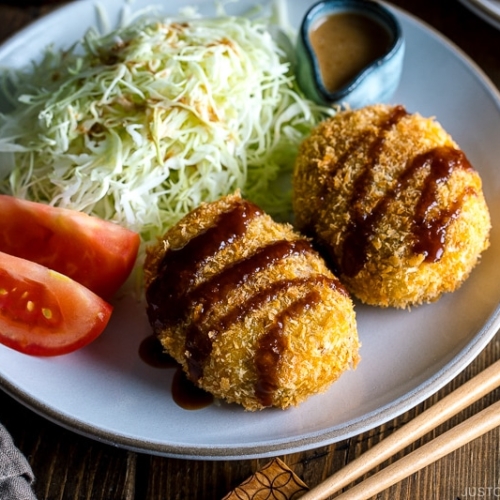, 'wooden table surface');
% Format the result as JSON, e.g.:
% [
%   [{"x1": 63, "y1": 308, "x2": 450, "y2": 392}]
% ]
[{"x1": 0, "y1": 1, "x2": 499, "y2": 499}]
